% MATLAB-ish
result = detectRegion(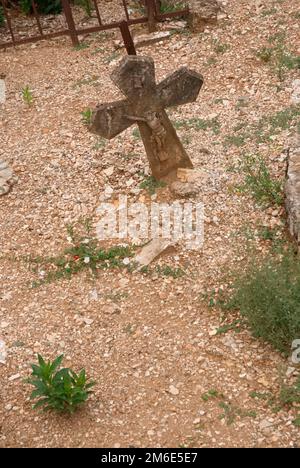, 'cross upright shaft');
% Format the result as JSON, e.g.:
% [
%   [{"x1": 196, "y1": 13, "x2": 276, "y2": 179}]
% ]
[{"x1": 90, "y1": 56, "x2": 203, "y2": 179}]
